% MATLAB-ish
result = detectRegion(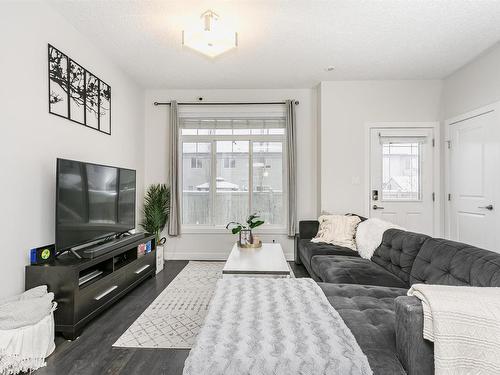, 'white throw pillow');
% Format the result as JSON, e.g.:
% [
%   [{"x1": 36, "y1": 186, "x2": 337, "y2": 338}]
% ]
[{"x1": 311, "y1": 214, "x2": 361, "y2": 250}]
